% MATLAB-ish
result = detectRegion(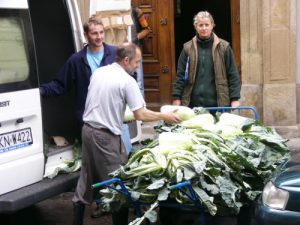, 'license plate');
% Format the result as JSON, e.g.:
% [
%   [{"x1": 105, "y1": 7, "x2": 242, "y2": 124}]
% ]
[{"x1": 0, "y1": 128, "x2": 33, "y2": 153}]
